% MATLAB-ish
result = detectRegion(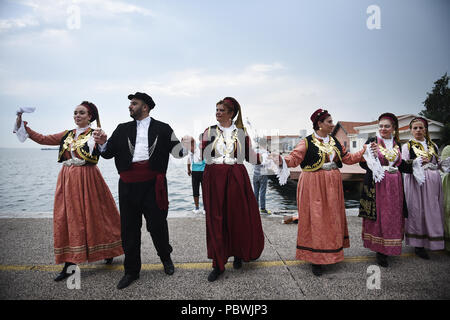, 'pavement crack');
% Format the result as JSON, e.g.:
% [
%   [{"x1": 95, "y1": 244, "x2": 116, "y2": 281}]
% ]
[{"x1": 264, "y1": 231, "x2": 306, "y2": 297}]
